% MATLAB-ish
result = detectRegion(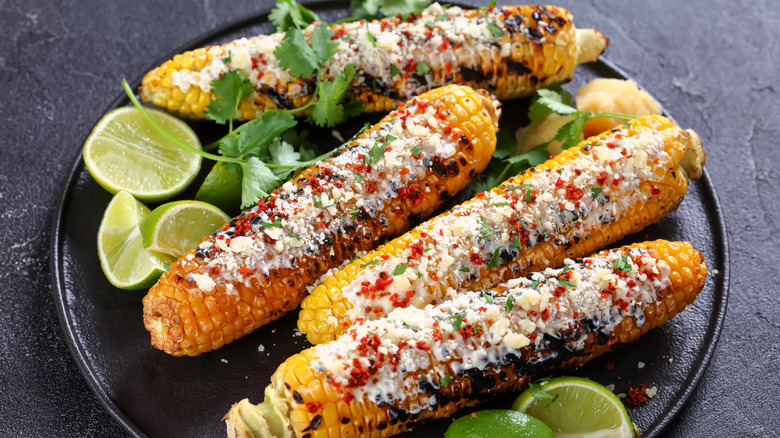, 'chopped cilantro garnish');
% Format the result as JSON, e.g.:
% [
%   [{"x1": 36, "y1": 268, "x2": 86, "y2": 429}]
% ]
[
  {"x1": 424, "y1": 247, "x2": 432, "y2": 252},
  {"x1": 347, "y1": 208, "x2": 361, "y2": 217},
  {"x1": 478, "y1": 217, "x2": 502, "y2": 240},
  {"x1": 416, "y1": 61, "x2": 430, "y2": 75},
  {"x1": 591, "y1": 187, "x2": 603, "y2": 199},
  {"x1": 394, "y1": 263, "x2": 408, "y2": 276},
  {"x1": 613, "y1": 253, "x2": 632, "y2": 273},
  {"x1": 287, "y1": 232, "x2": 301, "y2": 240},
  {"x1": 390, "y1": 63, "x2": 401, "y2": 76},
  {"x1": 450, "y1": 314, "x2": 463, "y2": 330},
  {"x1": 440, "y1": 375, "x2": 453, "y2": 387},
  {"x1": 529, "y1": 380, "x2": 558, "y2": 407},
  {"x1": 505, "y1": 294, "x2": 514, "y2": 311},
  {"x1": 260, "y1": 217, "x2": 282, "y2": 228},
  {"x1": 482, "y1": 292, "x2": 494, "y2": 304},
  {"x1": 365, "y1": 24, "x2": 376, "y2": 47},
  {"x1": 473, "y1": 326, "x2": 482, "y2": 335},
  {"x1": 353, "y1": 172, "x2": 364, "y2": 181},
  {"x1": 360, "y1": 259, "x2": 379, "y2": 268},
  {"x1": 558, "y1": 279, "x2": 576, "y2": 288},
  {"x1": 487, "y1": 248, "x2": 501, "y2": 269},
  {"x1": 312, "y1": 193, "x2": 322, "y2": 207},
  {"x1": 459, "y1": 267, "x2": 470, "y2": 273},
  {"x1": 491, "y1": 202, "x2": 510, "y2": 206},
  {"x1": 370, "y1": 142, "x2": 385, "y2": 163},
  {"x1": 350, "y1": 255, "x2": 358, "y2": 262},
  {"x1": 411, "y1": 146, "x2": 422, "y2": 158},
  {"x1": 512, "y1": 237, "x2": 523, "y2": 249},
  {"x1": 529, "y1": 279, "x2": 540, "y2": 289},
  {"x1": 487, "y1": 22, "x2": 504, "y2": 37}
]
